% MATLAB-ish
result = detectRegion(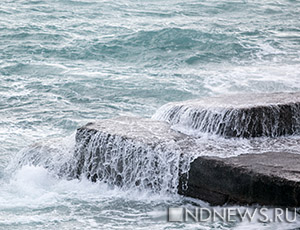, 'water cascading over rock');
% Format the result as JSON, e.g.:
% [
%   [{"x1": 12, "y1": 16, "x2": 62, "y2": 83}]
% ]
[
  {"x1": 12, "y1": 92, "x2": 300, "y2": 206},
  {"x1": 152, "y1": 92, "x2": 300, "y2": 138},
  {"x1": 69, "y1": 117, "x2": 195, "y2": 194}
]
